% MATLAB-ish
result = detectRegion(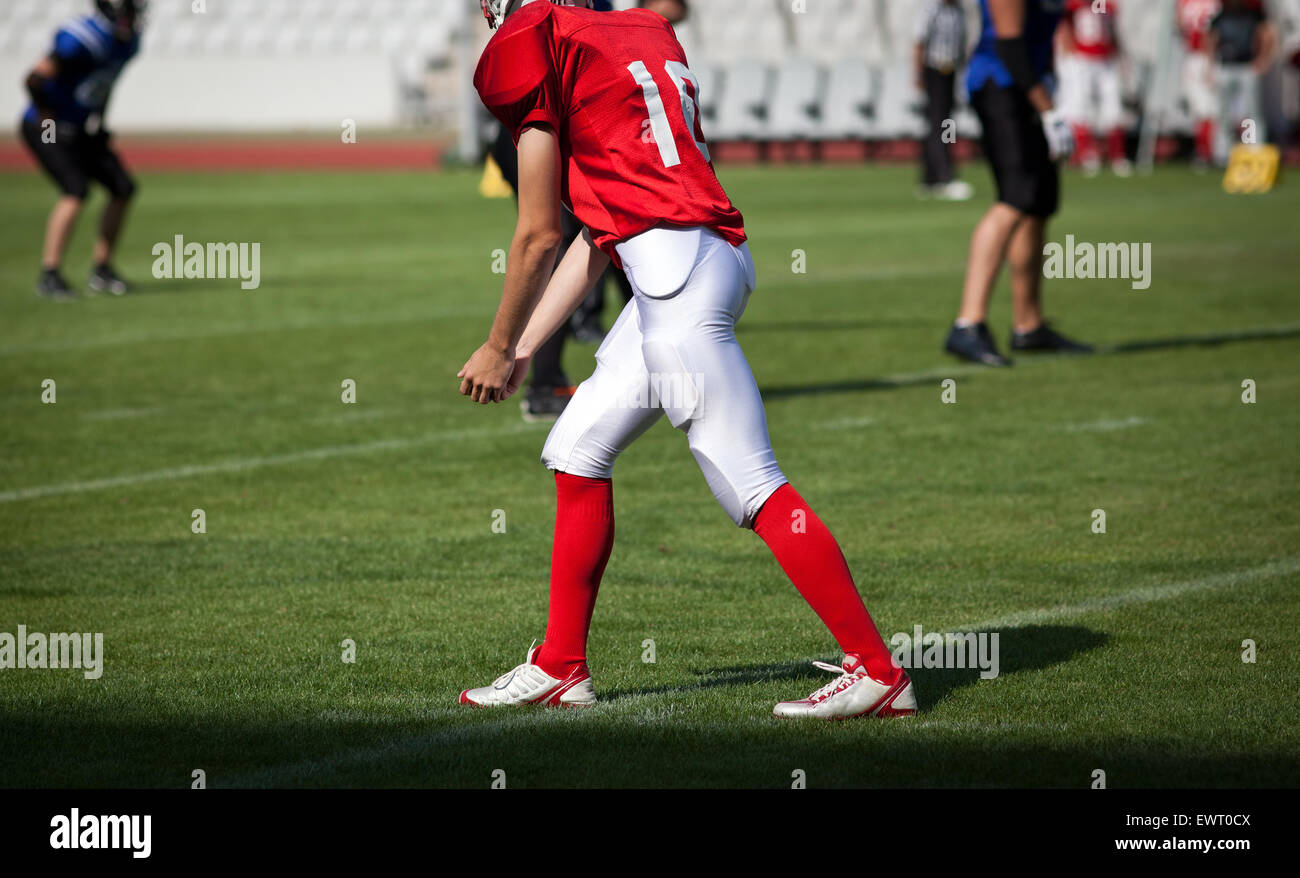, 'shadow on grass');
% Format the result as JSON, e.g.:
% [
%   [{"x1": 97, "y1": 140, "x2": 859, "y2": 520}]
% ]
[
  {"x1": 1100, "y1": 324, "x2": 1300, "y2": 355},
  {"x1": 4, "y1": 624, "x2": 1297, "y2": 788},
  {"x1": 759, "y1": 324, "x2": 1300, "y2": 400},
  {"x1": 599, "y1": 624, "x2": 1106, "y2": 711},
  {"x1": 762, "y1": 370, "x2": 958, "y2": 399},
  {"x1": 119, "y1": 277, "x2": 261, "y2": 296},
  {"x1": 738, "y1": 319, "x2": 925, "y2": 334}
]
